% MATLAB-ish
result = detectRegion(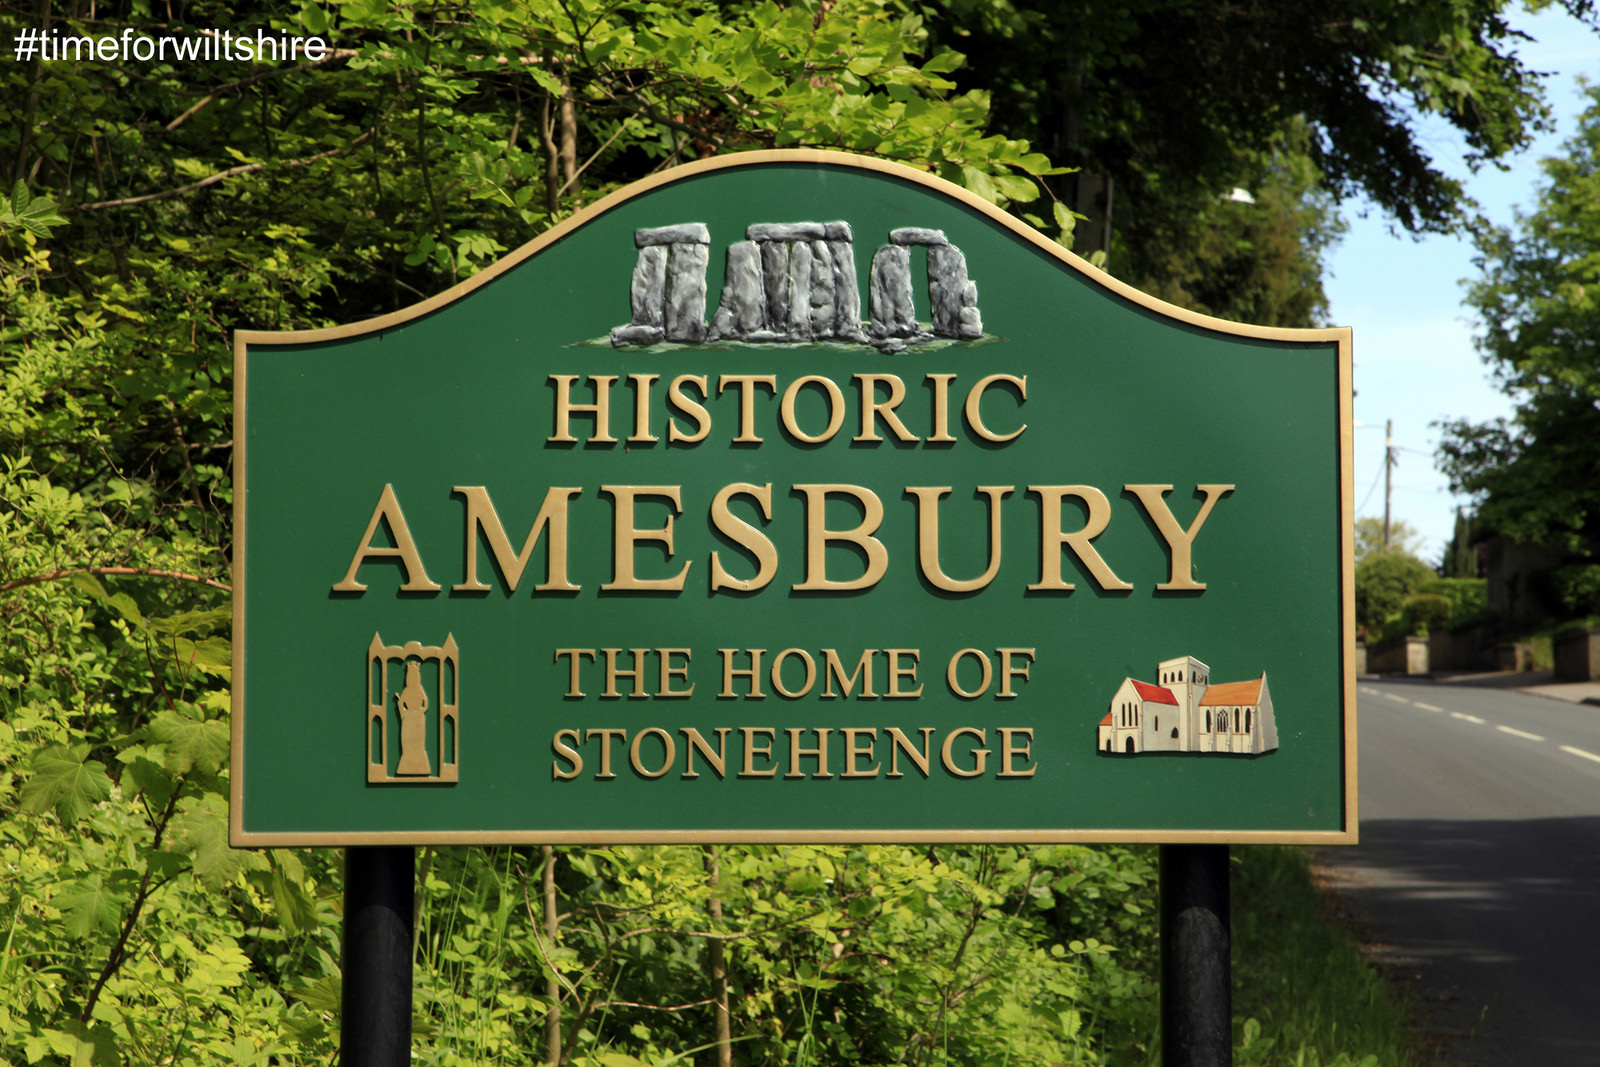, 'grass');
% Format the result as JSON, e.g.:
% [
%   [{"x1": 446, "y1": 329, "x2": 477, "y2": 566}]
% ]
[{"x1": 1229, "y1": 845, "x2": 1424, "y2": 1067}]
